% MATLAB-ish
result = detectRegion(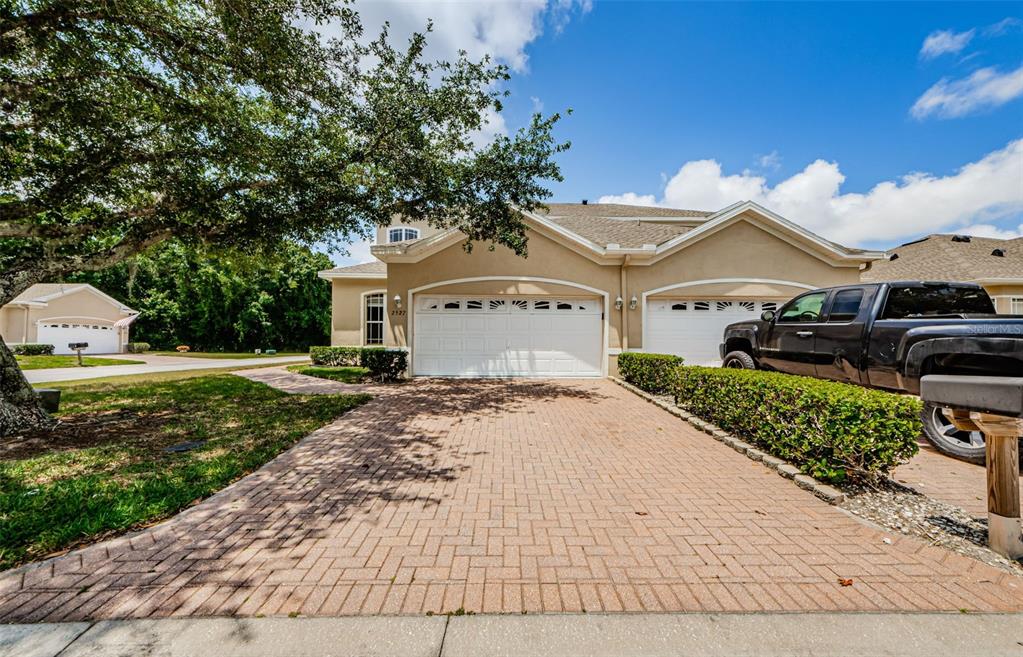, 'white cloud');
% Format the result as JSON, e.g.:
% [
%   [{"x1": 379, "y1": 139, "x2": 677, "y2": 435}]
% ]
[
  {"x1": 957, "y1": 223, "x2": 1023, "y2": 240},
  {"x1": 984, "y1": 17, "x2": 1023, "y2": 37},
  {"x1": 920, "y1": 28, "x2": 975, "y2": 59},
  {"x1": 347, "y1": 0, "x2": 590, "y2": 73},
  {"x1": 756, "y1": 150, "x2": 781, "y2": 170},
  {"x1": 911, "y1": 64, "x2": 1023, "y2": 119},
  {"x1": 598, "y1": 138, "x2": 1023, "y2": 246}
]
